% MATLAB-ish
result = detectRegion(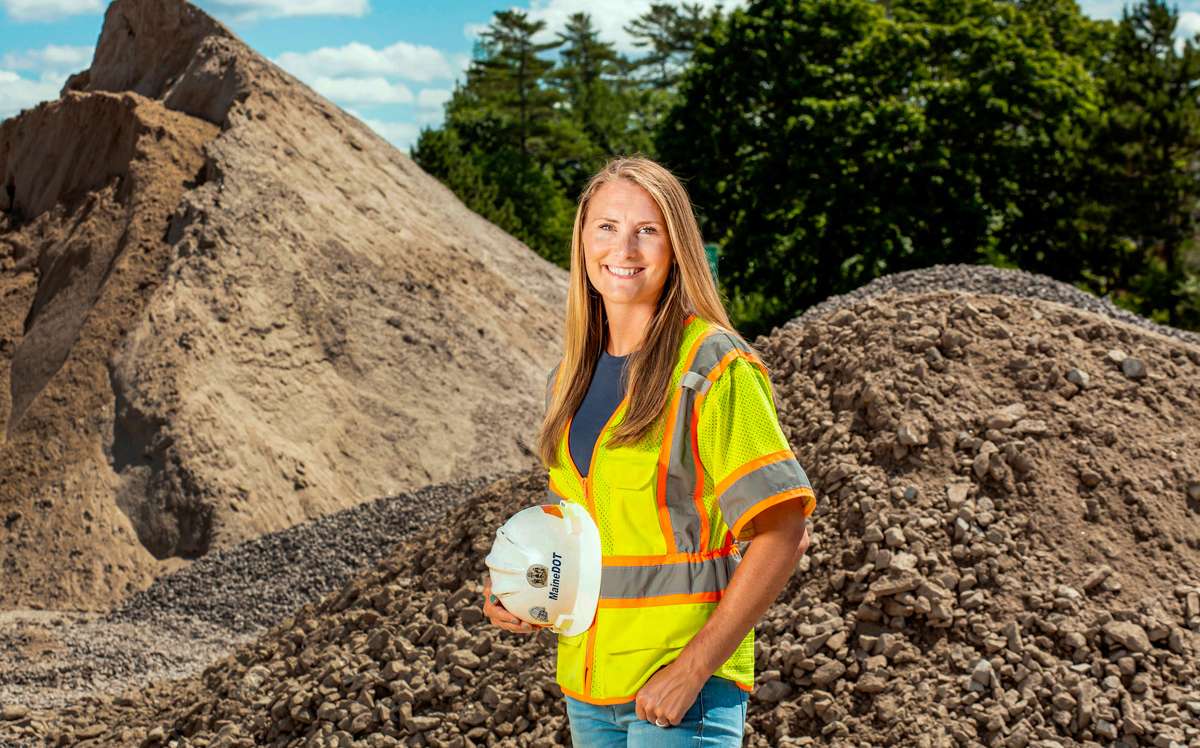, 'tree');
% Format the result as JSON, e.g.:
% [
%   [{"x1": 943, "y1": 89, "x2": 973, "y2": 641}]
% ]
[
  {"x1": 1084, "y1": 0, "x2": 1200, "y2": 326},
  {"x1": 413, "y1": 10, "x2": 575, "y2": 264},
  {"x1": 473, "y1": 10, "x2": 564, "y2": 167},
  {"x1": 546, "y1": 13, "x2": 633, "y2": 198},
  {"x1": 624, "y1": 2, "x2": 721, "y2": 90},
  {"x1": 657, "y1": 0, "x2": 1103, "y2": 337},
  {"x1": 623, "y1": 3, "x2": 726, "y2": 141}
]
